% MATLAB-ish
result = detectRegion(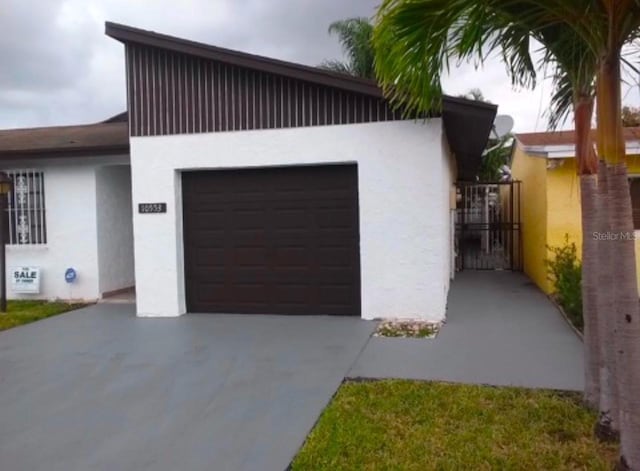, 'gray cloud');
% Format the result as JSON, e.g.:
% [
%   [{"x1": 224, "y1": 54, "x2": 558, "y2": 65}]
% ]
[{"x1": 1, "y1": 0, "x2": 638, "y2": 132}]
